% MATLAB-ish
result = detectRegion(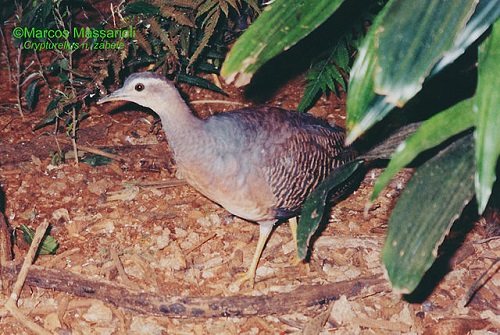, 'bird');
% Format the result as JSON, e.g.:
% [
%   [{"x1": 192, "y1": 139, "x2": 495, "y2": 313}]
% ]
[{"x1": 98, "y1": 72, "x2": 356, "y2": 287}]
